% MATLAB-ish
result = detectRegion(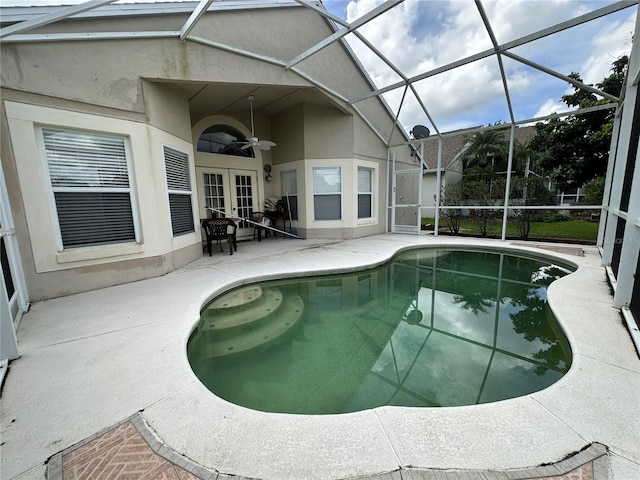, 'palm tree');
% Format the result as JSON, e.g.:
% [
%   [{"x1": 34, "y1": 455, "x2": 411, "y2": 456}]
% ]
[
  {"x1": 460, "y1": 130, "x2": 508, "y2": 183},
  {"x1": 512, "y1": 139, "x2": 540, "y2": 178}
]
